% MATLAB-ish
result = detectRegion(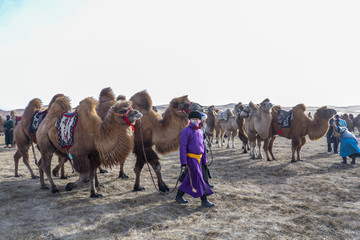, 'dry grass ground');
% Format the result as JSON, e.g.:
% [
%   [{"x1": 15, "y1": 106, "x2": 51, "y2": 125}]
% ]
[{"x1": 1, "y1": 133, "x2": 360, "y2": 240}]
